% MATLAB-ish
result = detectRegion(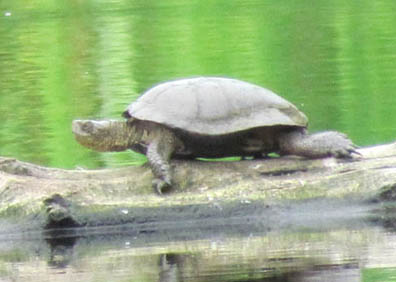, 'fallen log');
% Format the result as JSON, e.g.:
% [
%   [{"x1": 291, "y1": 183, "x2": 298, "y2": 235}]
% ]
[{"x1": 0, "y1": 141, "x2": 395, "y2": 232}]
